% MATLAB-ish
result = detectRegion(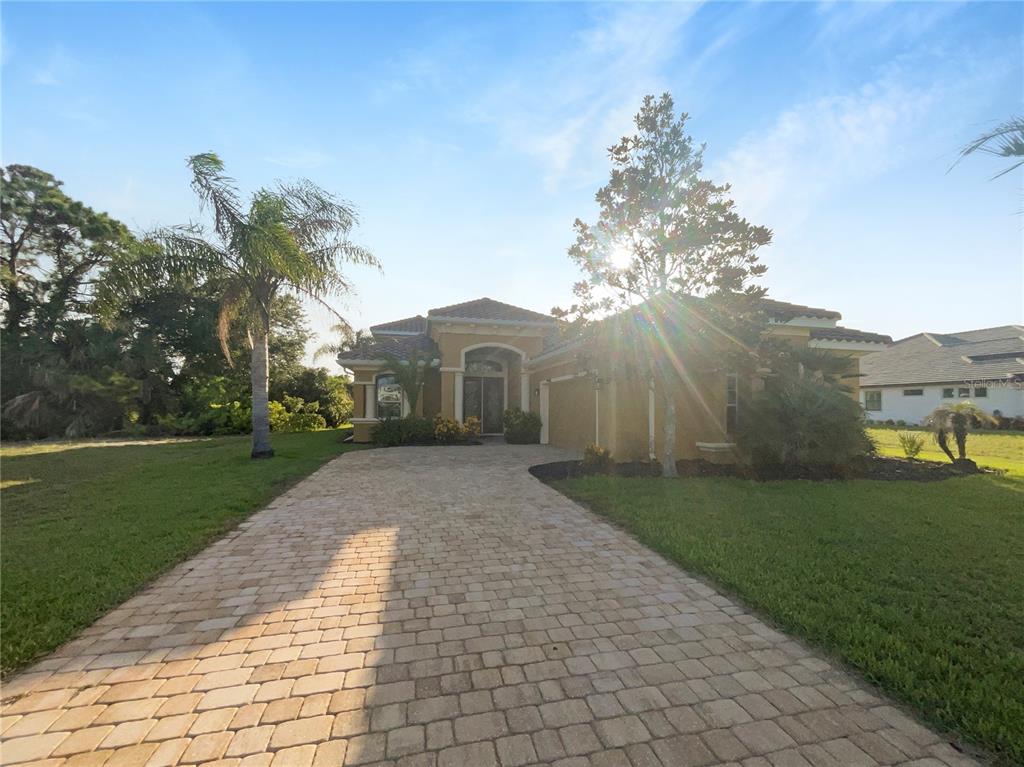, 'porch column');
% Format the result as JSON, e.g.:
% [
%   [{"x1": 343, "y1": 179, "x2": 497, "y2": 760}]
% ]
[
  {"x1": 365, "y1": 384, "x2": 376, "y2": 419},
  {"x1": 539, "y1": 382, "x2": 549, "y2": 444},
  {"x1": 454, "y1": 372, "x2": 464, "y2": 422},
  {"x1": 647, "y1": 379, "x2": 656, "y2": 461},
  {"x1": 520, "y1": 372, "x2": 530, "y2": 411}
]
